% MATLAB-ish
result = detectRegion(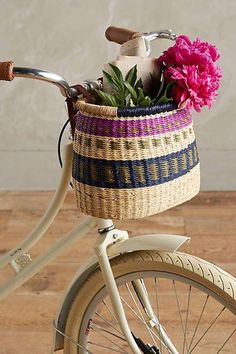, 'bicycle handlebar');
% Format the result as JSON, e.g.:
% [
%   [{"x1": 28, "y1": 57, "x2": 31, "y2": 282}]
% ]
[
  {"x1": 0, "y1": 61, "x2": 78, "y2": 98},
  {"x1": 105, "y1": 26, "x2": 177, "y2": 47},
  {"x1": 0, "y1": 61, "x2": 15, "y2": 81},
  {"x1": 105, "y1": 26, "x2": 141, "y2": 44},
  {"x1": 13, "y1": 67, "x2": 78, "y2": 98}
]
